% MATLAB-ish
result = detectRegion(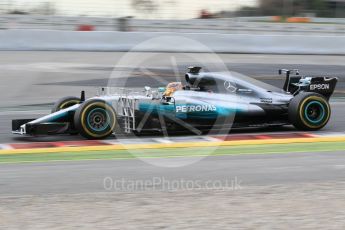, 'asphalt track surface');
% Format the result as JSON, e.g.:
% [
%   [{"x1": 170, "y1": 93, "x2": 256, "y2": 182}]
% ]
[
  {"x1": 0, "y1": 52, "x2": 345, "y2": 196},
  {"x1": 0, "y1": 151, "x2": 345, "y2": 196}
]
